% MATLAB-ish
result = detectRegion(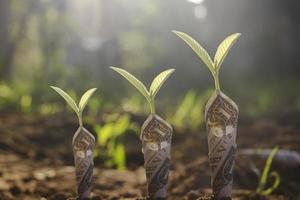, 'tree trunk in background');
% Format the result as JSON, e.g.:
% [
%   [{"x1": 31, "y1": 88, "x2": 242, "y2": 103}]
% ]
[
  {"x1": 0, "y1": 0, "x2": 37, "y2": 81},
  {"x1": 0, "y1": 0, "x2": 12, "y2": 81}
]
